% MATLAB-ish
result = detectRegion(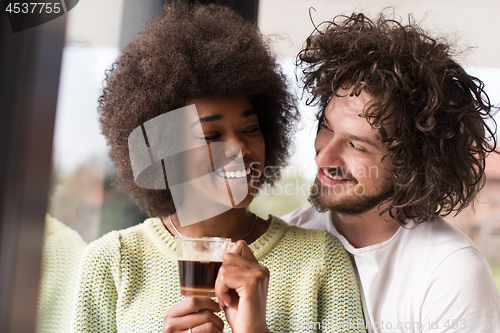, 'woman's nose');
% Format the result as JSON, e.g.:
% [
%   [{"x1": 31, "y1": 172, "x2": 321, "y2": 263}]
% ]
[
  {"x1": 224, "y1": 141, "x2": 241, "y2": 158},
  {"x1": 224, "y1": 135, "x2": 250, "y2": 158}
]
